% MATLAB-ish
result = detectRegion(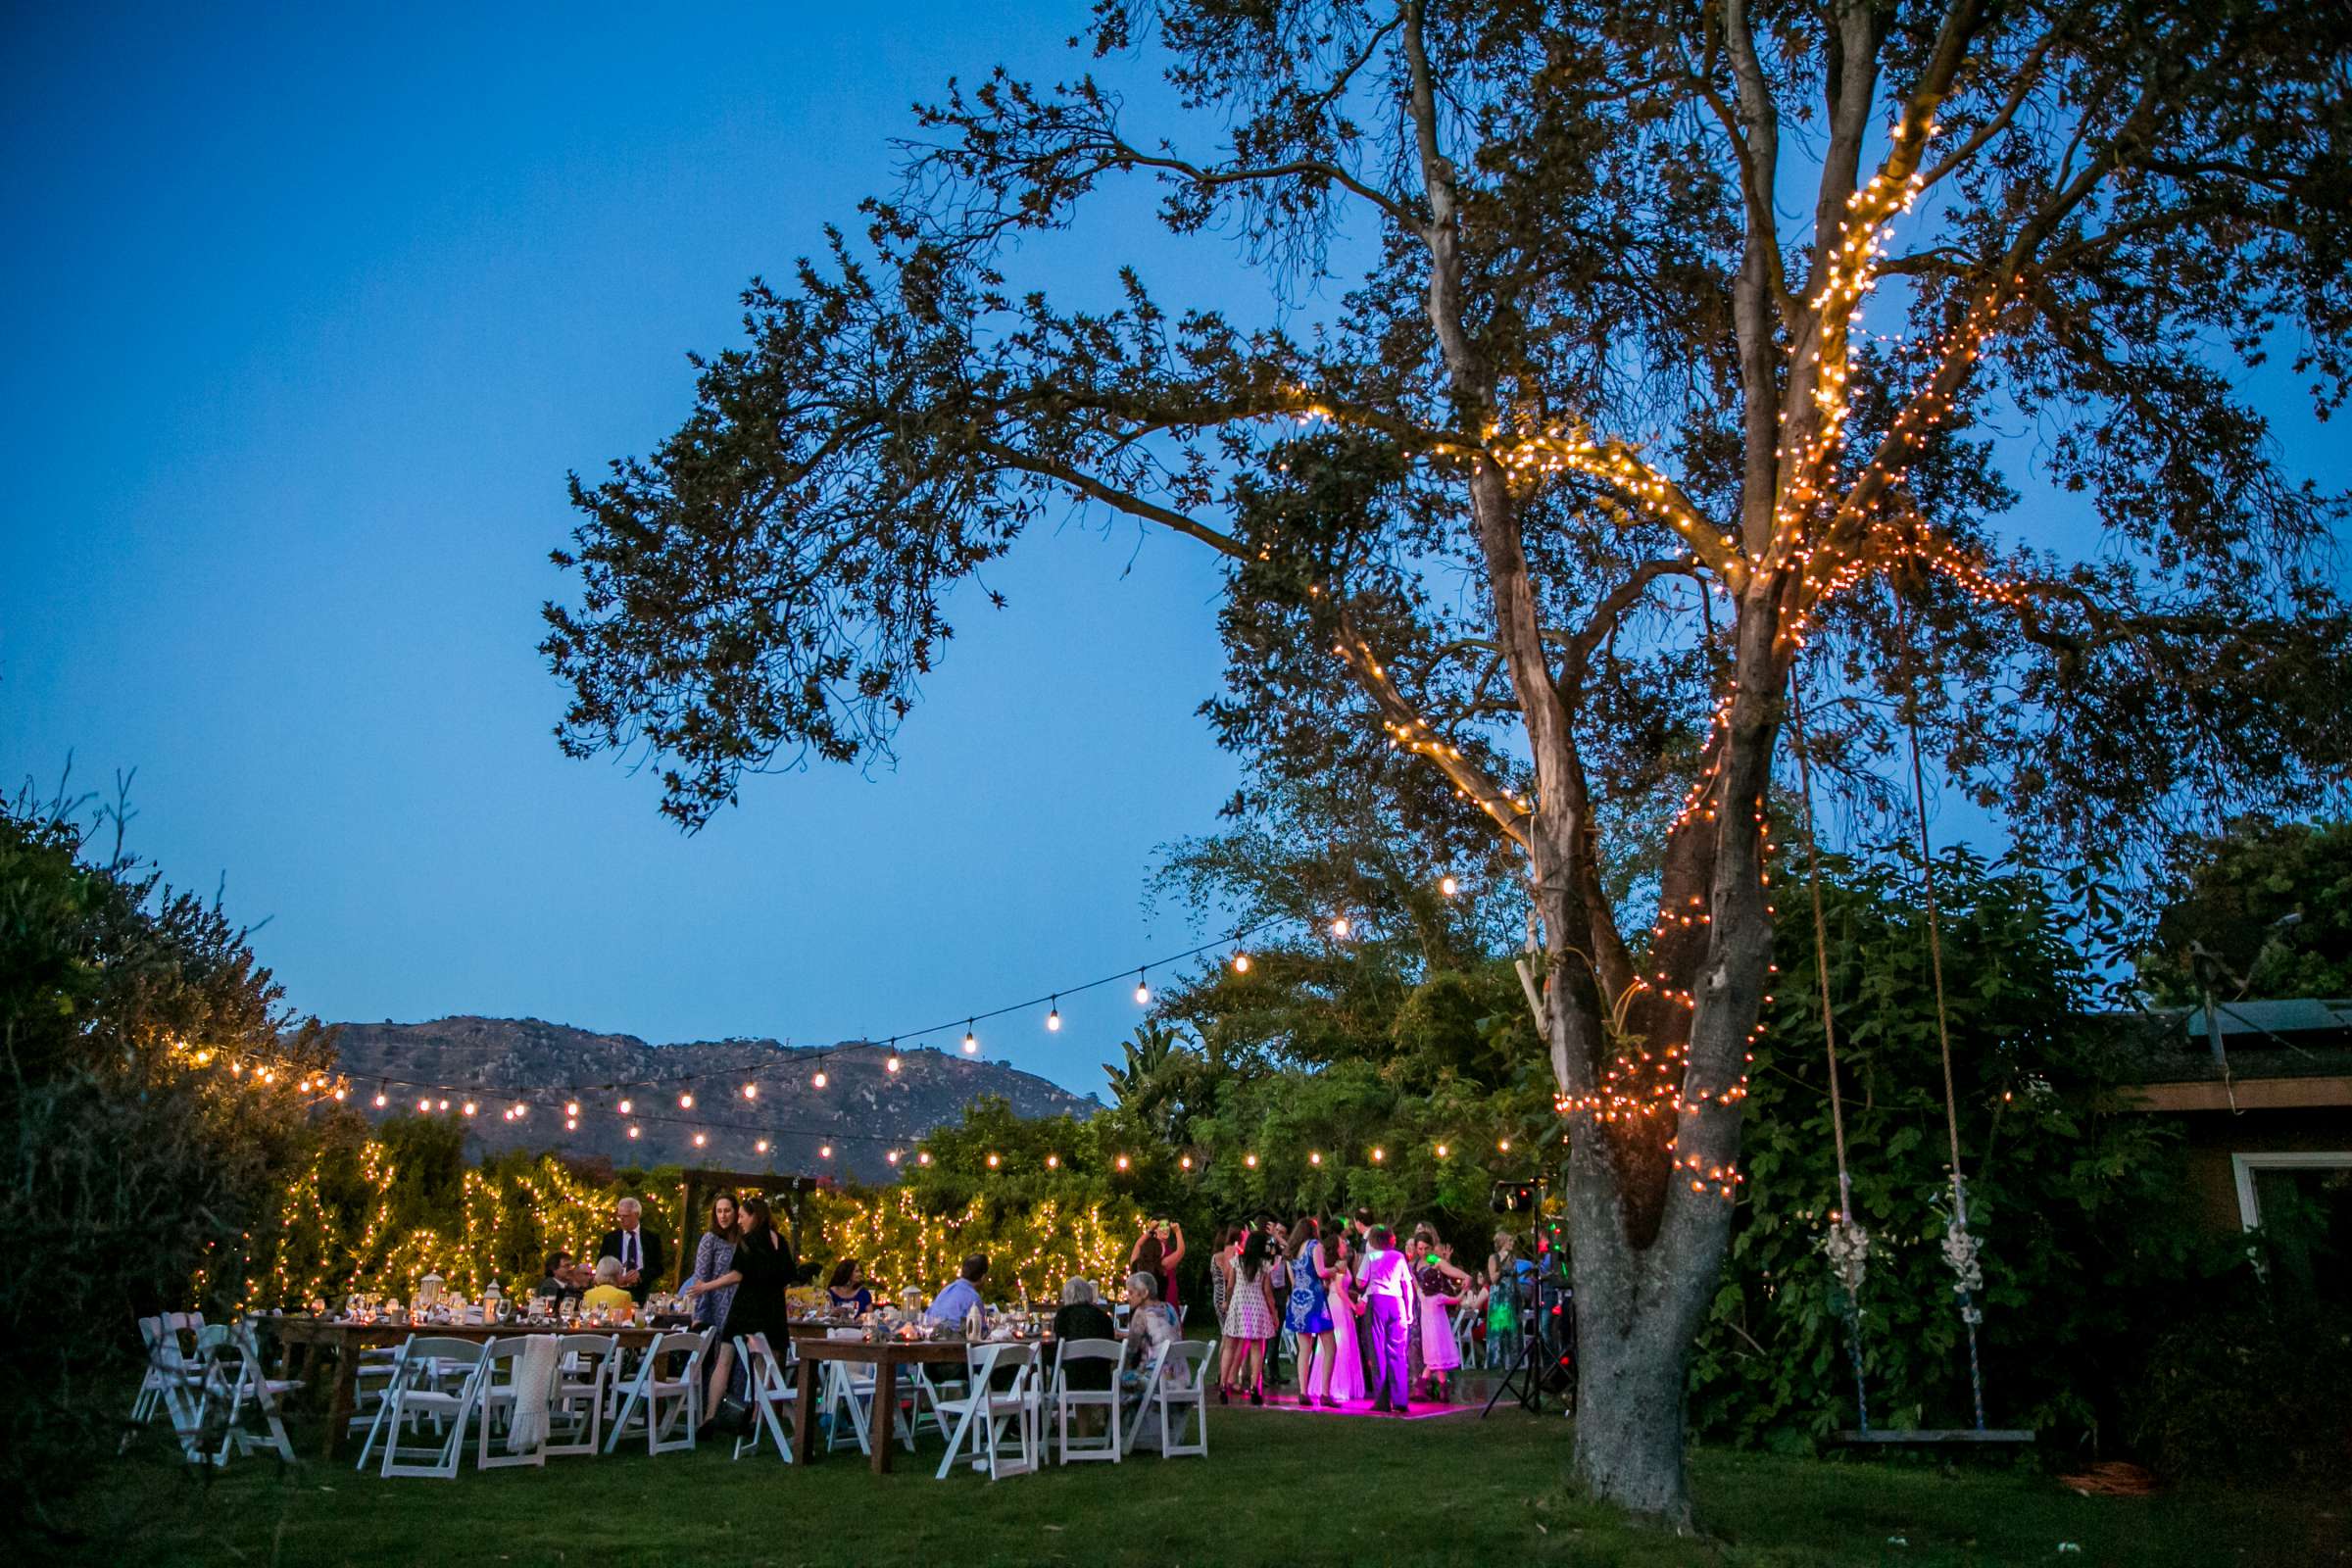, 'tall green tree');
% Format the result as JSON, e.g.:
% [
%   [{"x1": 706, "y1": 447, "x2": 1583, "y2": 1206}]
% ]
[
  {"x1": 545, "y1": 0, "x2": 2352, "y2": 1519},
  {"x1": 2, "y1": 785, "x2": 336, "y2": 1523},
  {"x1": 2141, "y1": 815, "x2": 2352, "y2": 1004}
]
